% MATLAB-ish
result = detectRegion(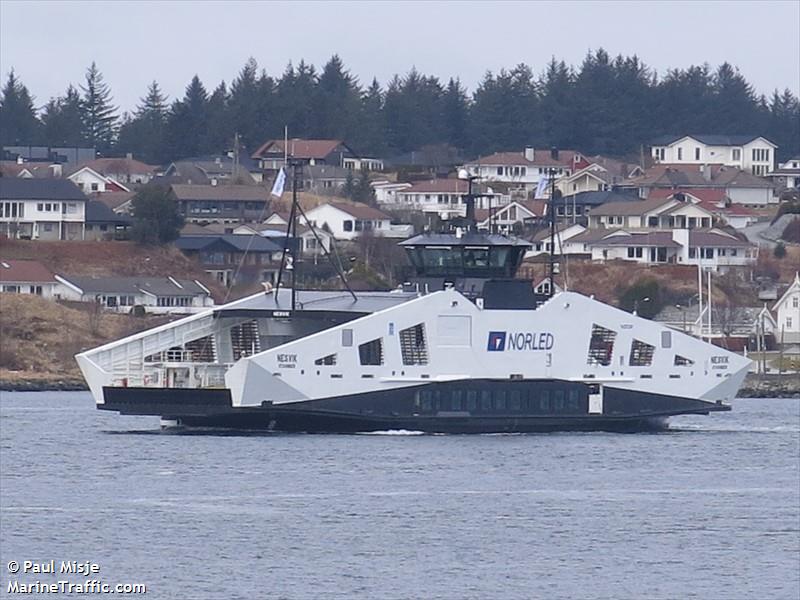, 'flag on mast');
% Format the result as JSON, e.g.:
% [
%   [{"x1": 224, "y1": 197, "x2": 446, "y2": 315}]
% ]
[
  {"x1": 271, "y1": 168, "x2": 286, "y2": 198},
  {"x1": 534, "y1": 176, "x2": 549, "y2": 200}
]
